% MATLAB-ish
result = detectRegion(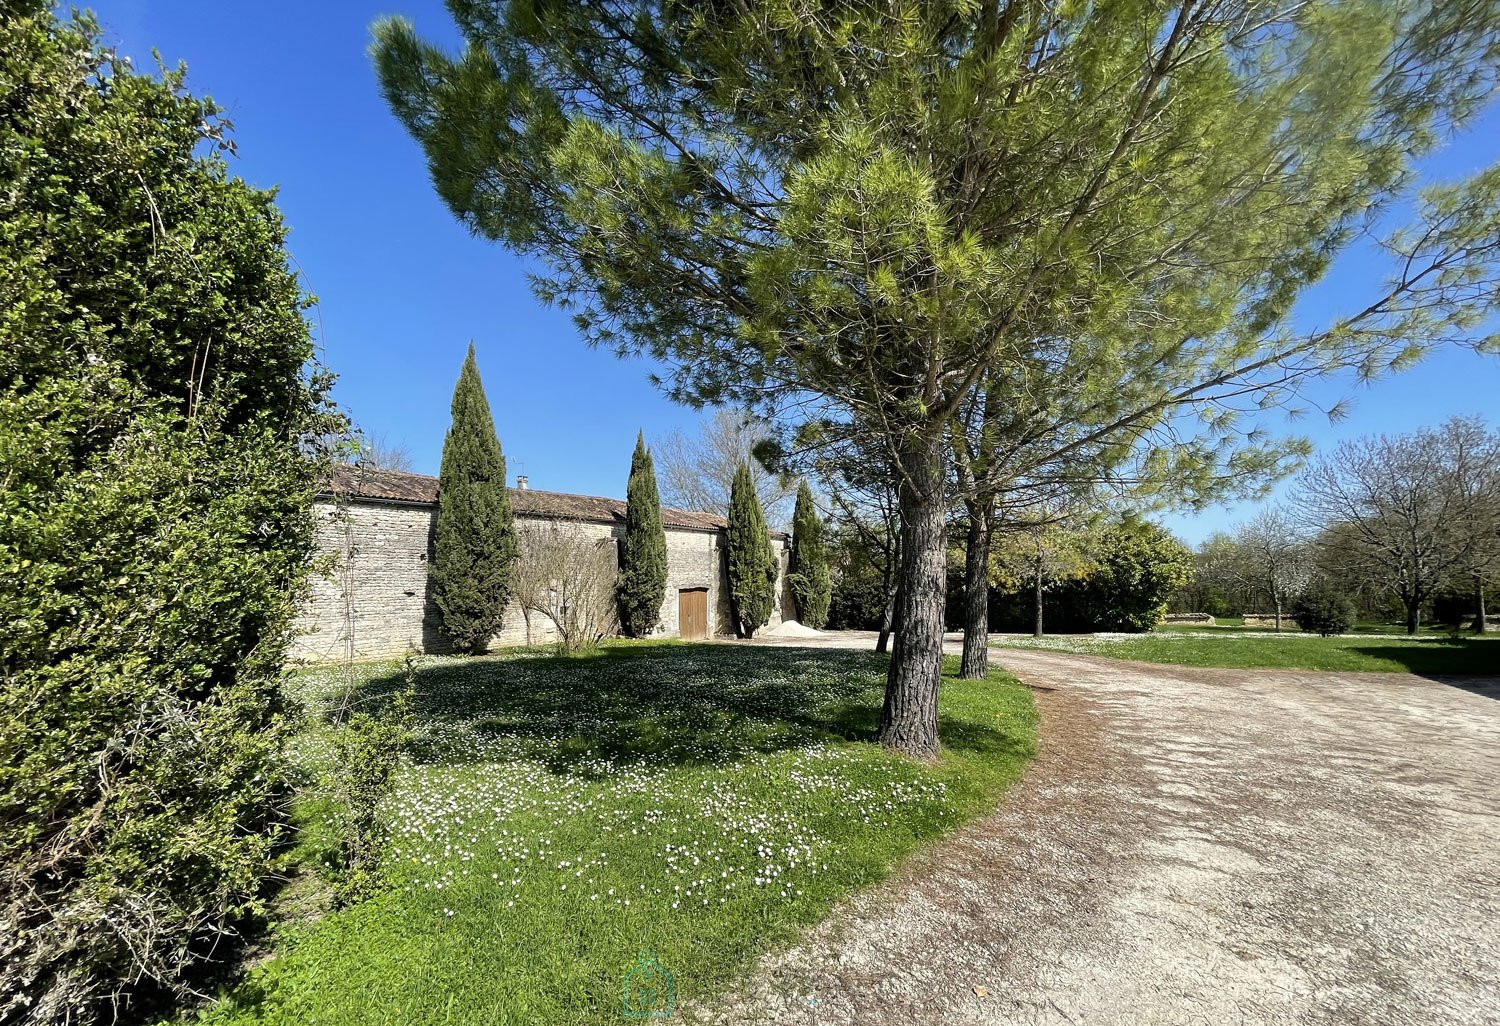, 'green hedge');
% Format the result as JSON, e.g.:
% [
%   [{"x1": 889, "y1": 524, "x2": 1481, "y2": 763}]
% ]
[{"x1": 0, "y1": 6, "x2": 335, "y2": 1020}]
